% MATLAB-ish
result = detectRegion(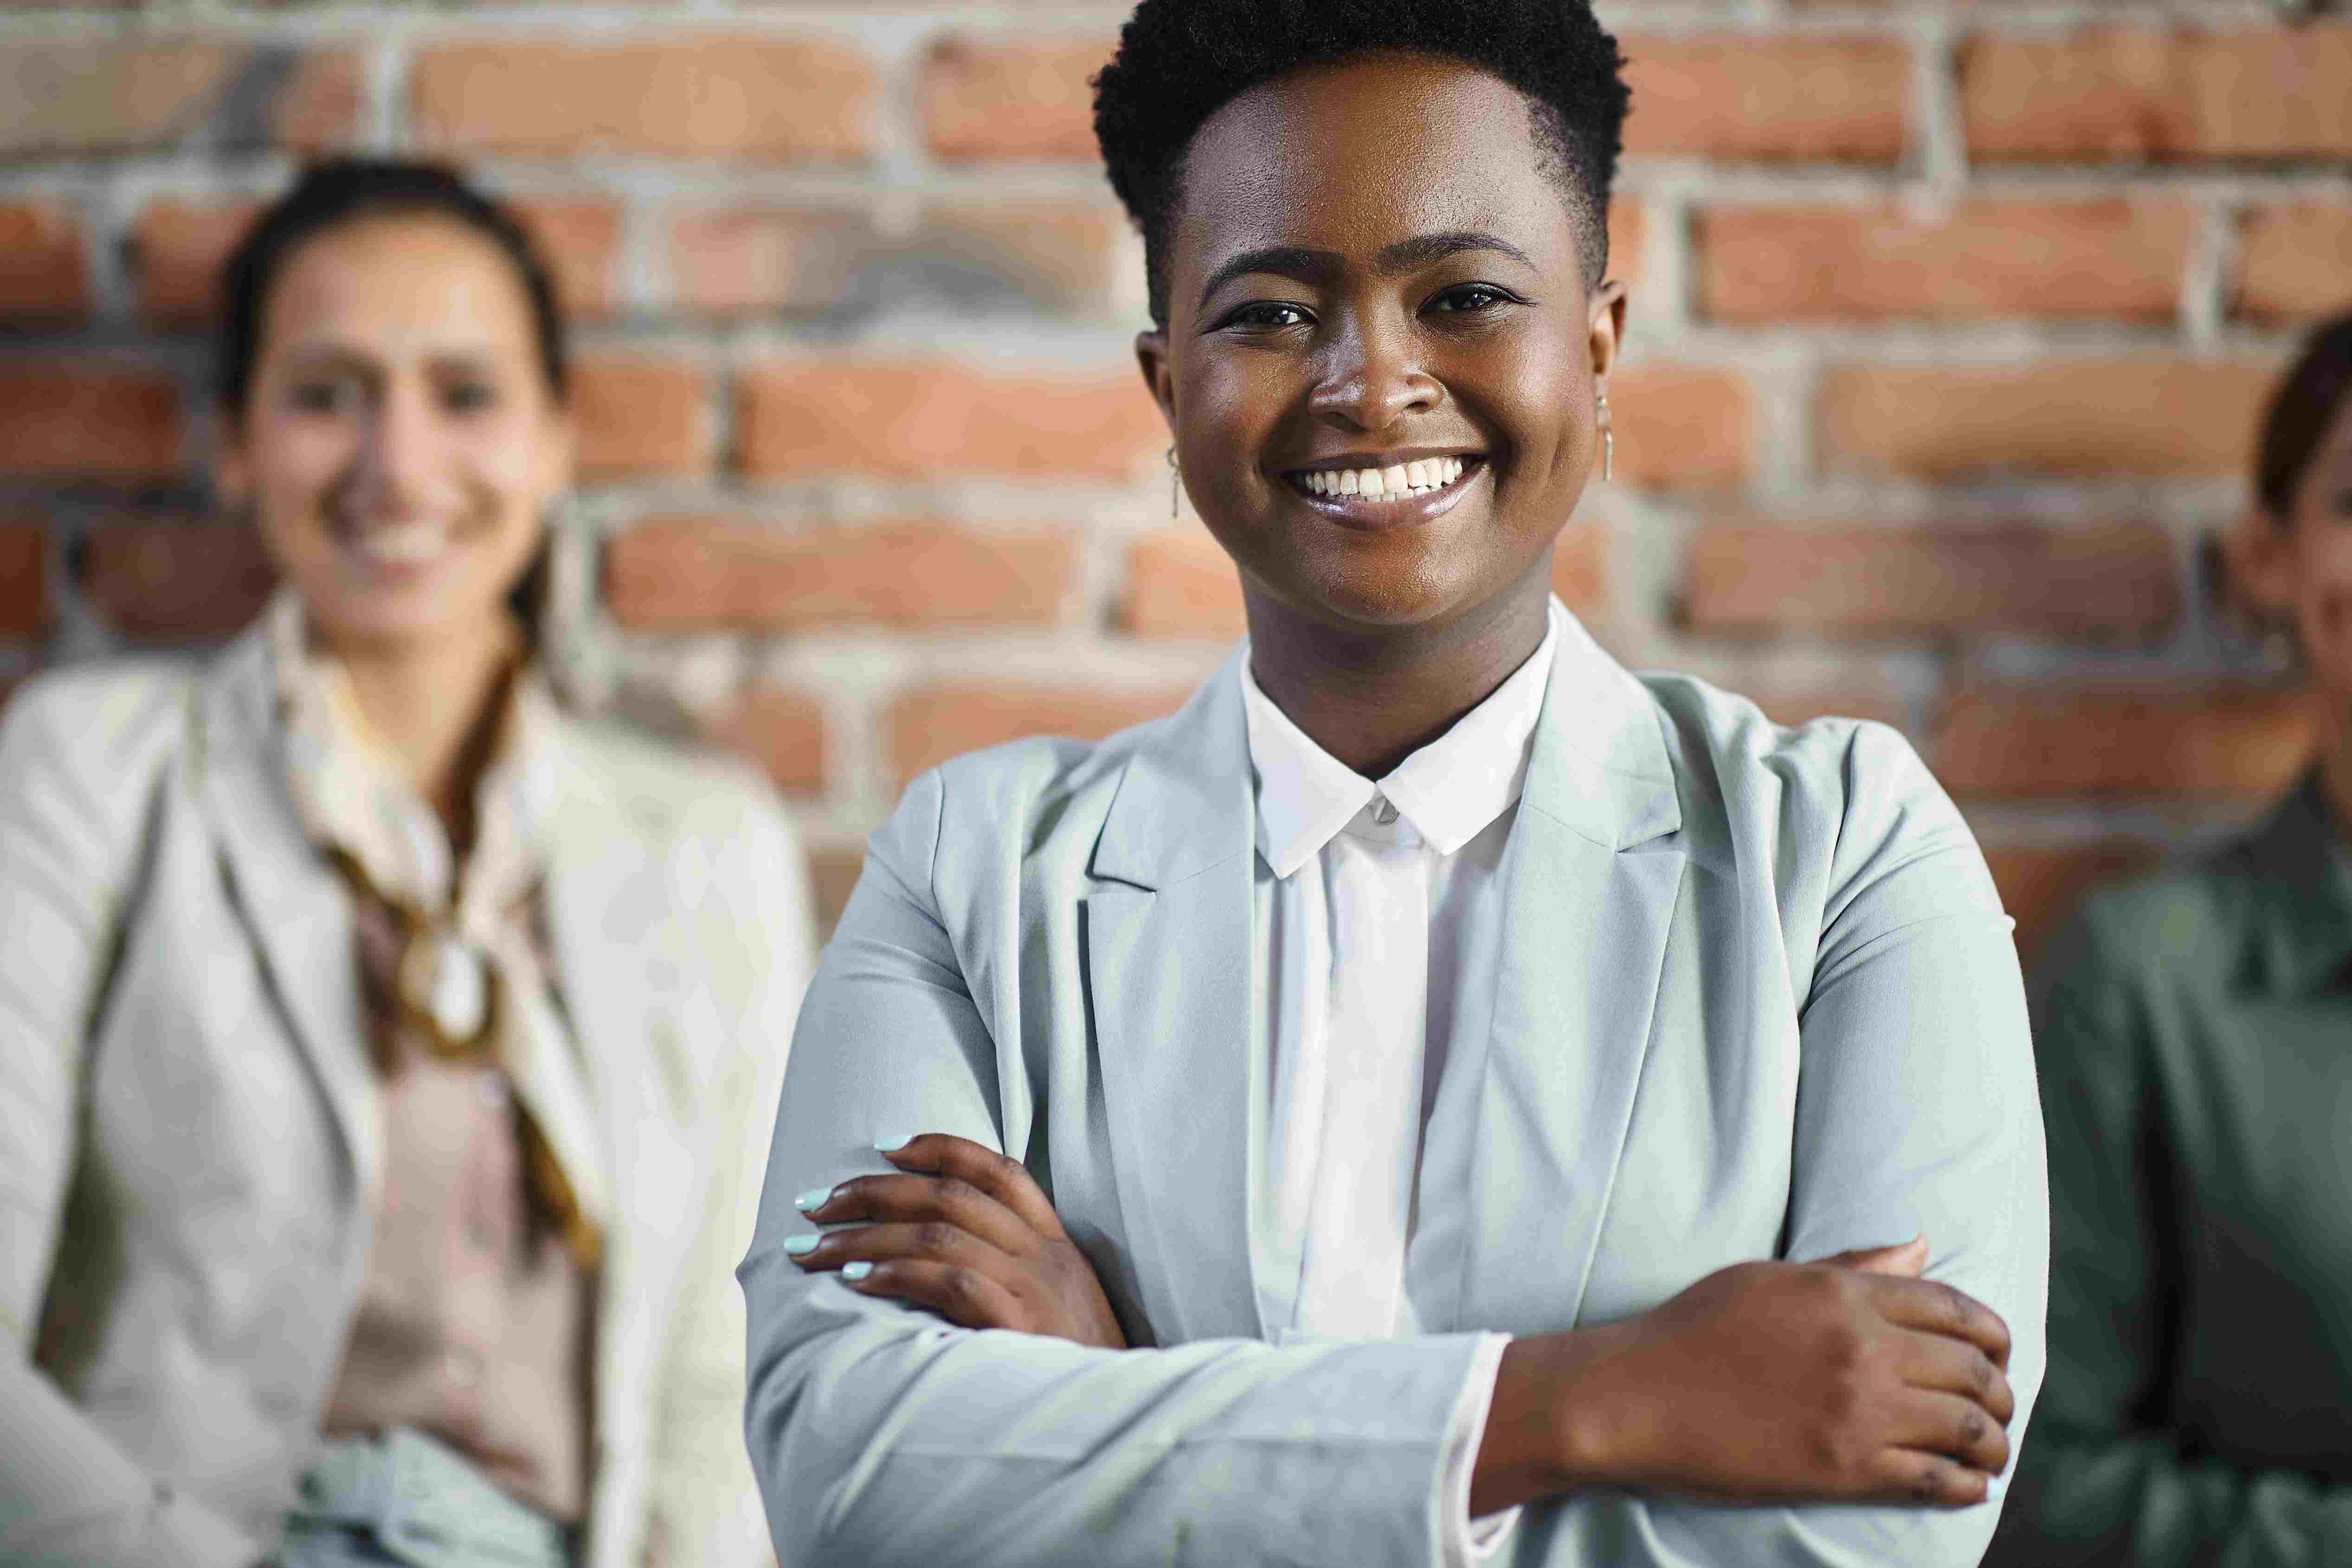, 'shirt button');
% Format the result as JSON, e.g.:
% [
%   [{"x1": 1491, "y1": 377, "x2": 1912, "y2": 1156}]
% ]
[{"x1": 1371, "y1": 795, "x2": 1399, "y2": 826}]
